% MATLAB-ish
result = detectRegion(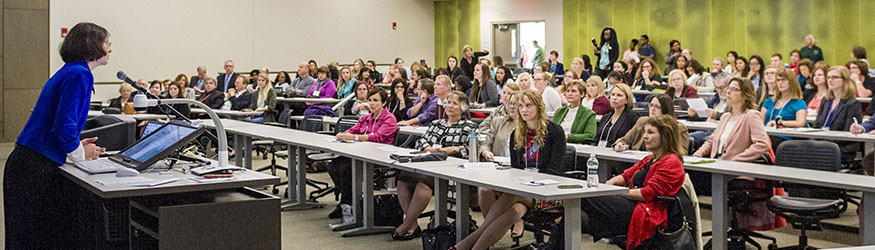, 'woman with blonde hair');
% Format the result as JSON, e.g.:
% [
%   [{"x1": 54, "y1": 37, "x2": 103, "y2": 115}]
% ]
[
  {"x1": 813, "y1": 66, "x2": 862, "y2": 162},
  {"x1": 551, "y1": 80, "x2": 597, "y2": 143},
  {"x1": 336, "y1": 66, "x2": 356, "y2": 99},
  {"x1": 452, "y1": 90, "x2": 565, "y2": 250},
  {"x1": 761, "y1": 68, "x2": 807, "y2": 128},
  {"x1": 582, "y1": 76, "x2": 610, "y2": 115},
  {"x1": 596, "y1": 83, "x2": 639, "y2": 152},
  {"x1": 461, "y1": 44, "x2": 489, "y2": 79},
  {"x1": 516, "y1": 72, "x2": 537, "y2": 91},
  {"x1": 245, "y1": 73, "x2": 277, "y2": 124},
  {"x1": 665, "y1": 69, "x2": 698, "y2": 99}
]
